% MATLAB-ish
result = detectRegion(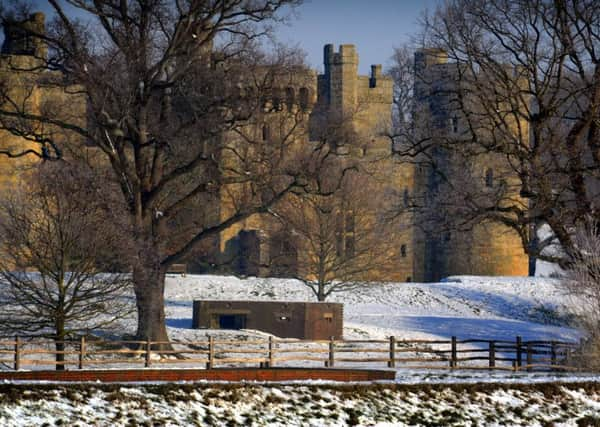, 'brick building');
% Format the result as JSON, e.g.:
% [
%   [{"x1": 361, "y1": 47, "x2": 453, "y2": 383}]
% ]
[{"x1": 192, "y1": 300, "x2": 343, "y2": 340}]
